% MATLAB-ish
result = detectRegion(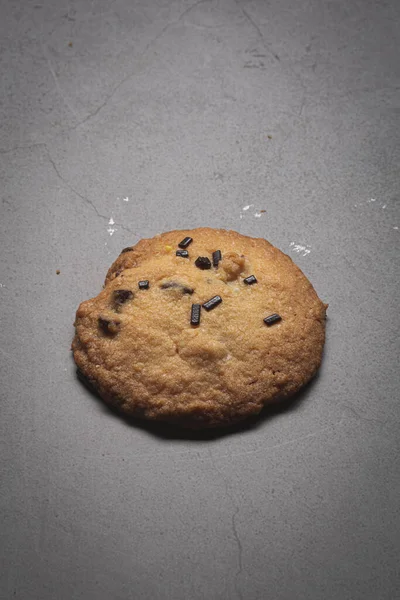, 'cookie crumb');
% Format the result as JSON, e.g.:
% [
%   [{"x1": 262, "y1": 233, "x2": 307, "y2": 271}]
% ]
[
  {"x1": 56, "y1": 269, "x2": 60, "y2": 275},
  {"x1": 267, "y1": 135, "x2": 272, "y2": 139},
  {"x1": 68, "y1": 42, "x2": 73, "y2": 47}
]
